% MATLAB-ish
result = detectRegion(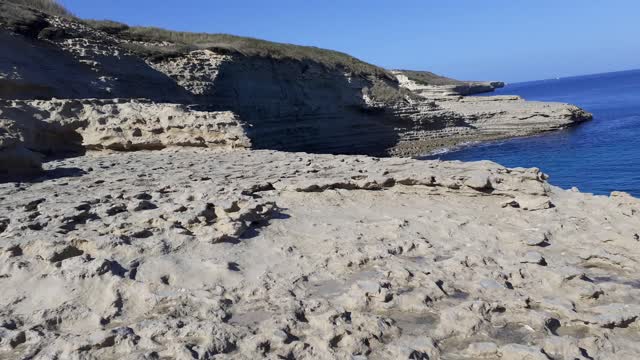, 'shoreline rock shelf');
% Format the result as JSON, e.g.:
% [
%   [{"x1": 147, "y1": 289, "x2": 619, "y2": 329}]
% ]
[
  {"x1": 0, "y1": 1, "x2": 633, "y2": 359},
  {"x1": 1, "y1": 3, "x2": 591, "y2": 168},
  {"x1": 1, "y1": 149, "x2": 639, "y2": 359}
]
